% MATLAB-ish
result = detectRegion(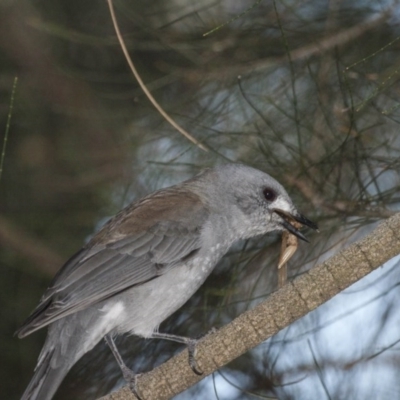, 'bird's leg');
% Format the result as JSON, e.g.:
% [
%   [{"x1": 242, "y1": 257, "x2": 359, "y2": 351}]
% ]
[
  {"x1": 104, "y1": 335, "x2": 143, "y2": 400},
  {"x1": 151, "y1": 328, "x2": 216, "y2": 375}
]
